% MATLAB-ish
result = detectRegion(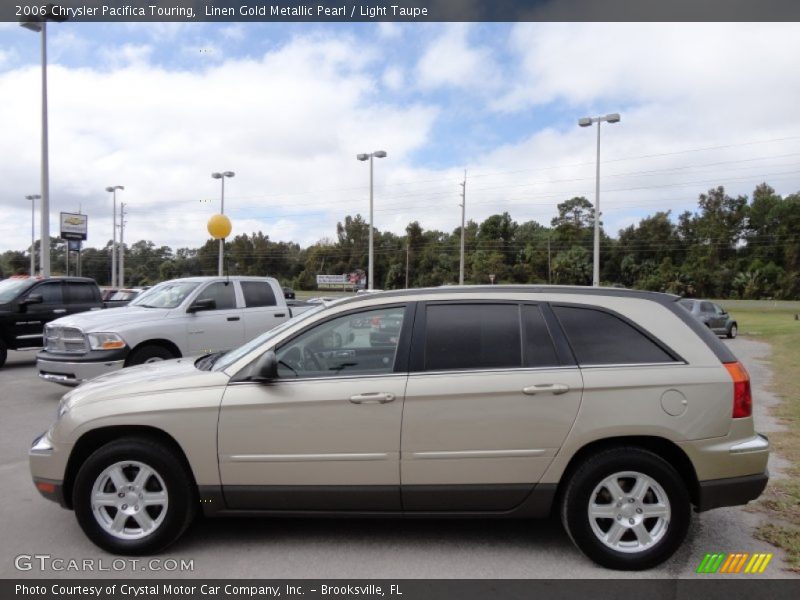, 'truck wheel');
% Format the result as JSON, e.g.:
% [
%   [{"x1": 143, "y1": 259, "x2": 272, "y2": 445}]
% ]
[
  {"x1": 127, "y1": 344, "x2": 177, "y2": 366},
  {"x1": 0, "y1": 340, "x2": 7, "y2": 368},
  {"x1": 560, "y1": 447, "x2": 690, "y2": 570},
  {"x1": 72, "y1": 437, "x2": 196, "y2": 555}
]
